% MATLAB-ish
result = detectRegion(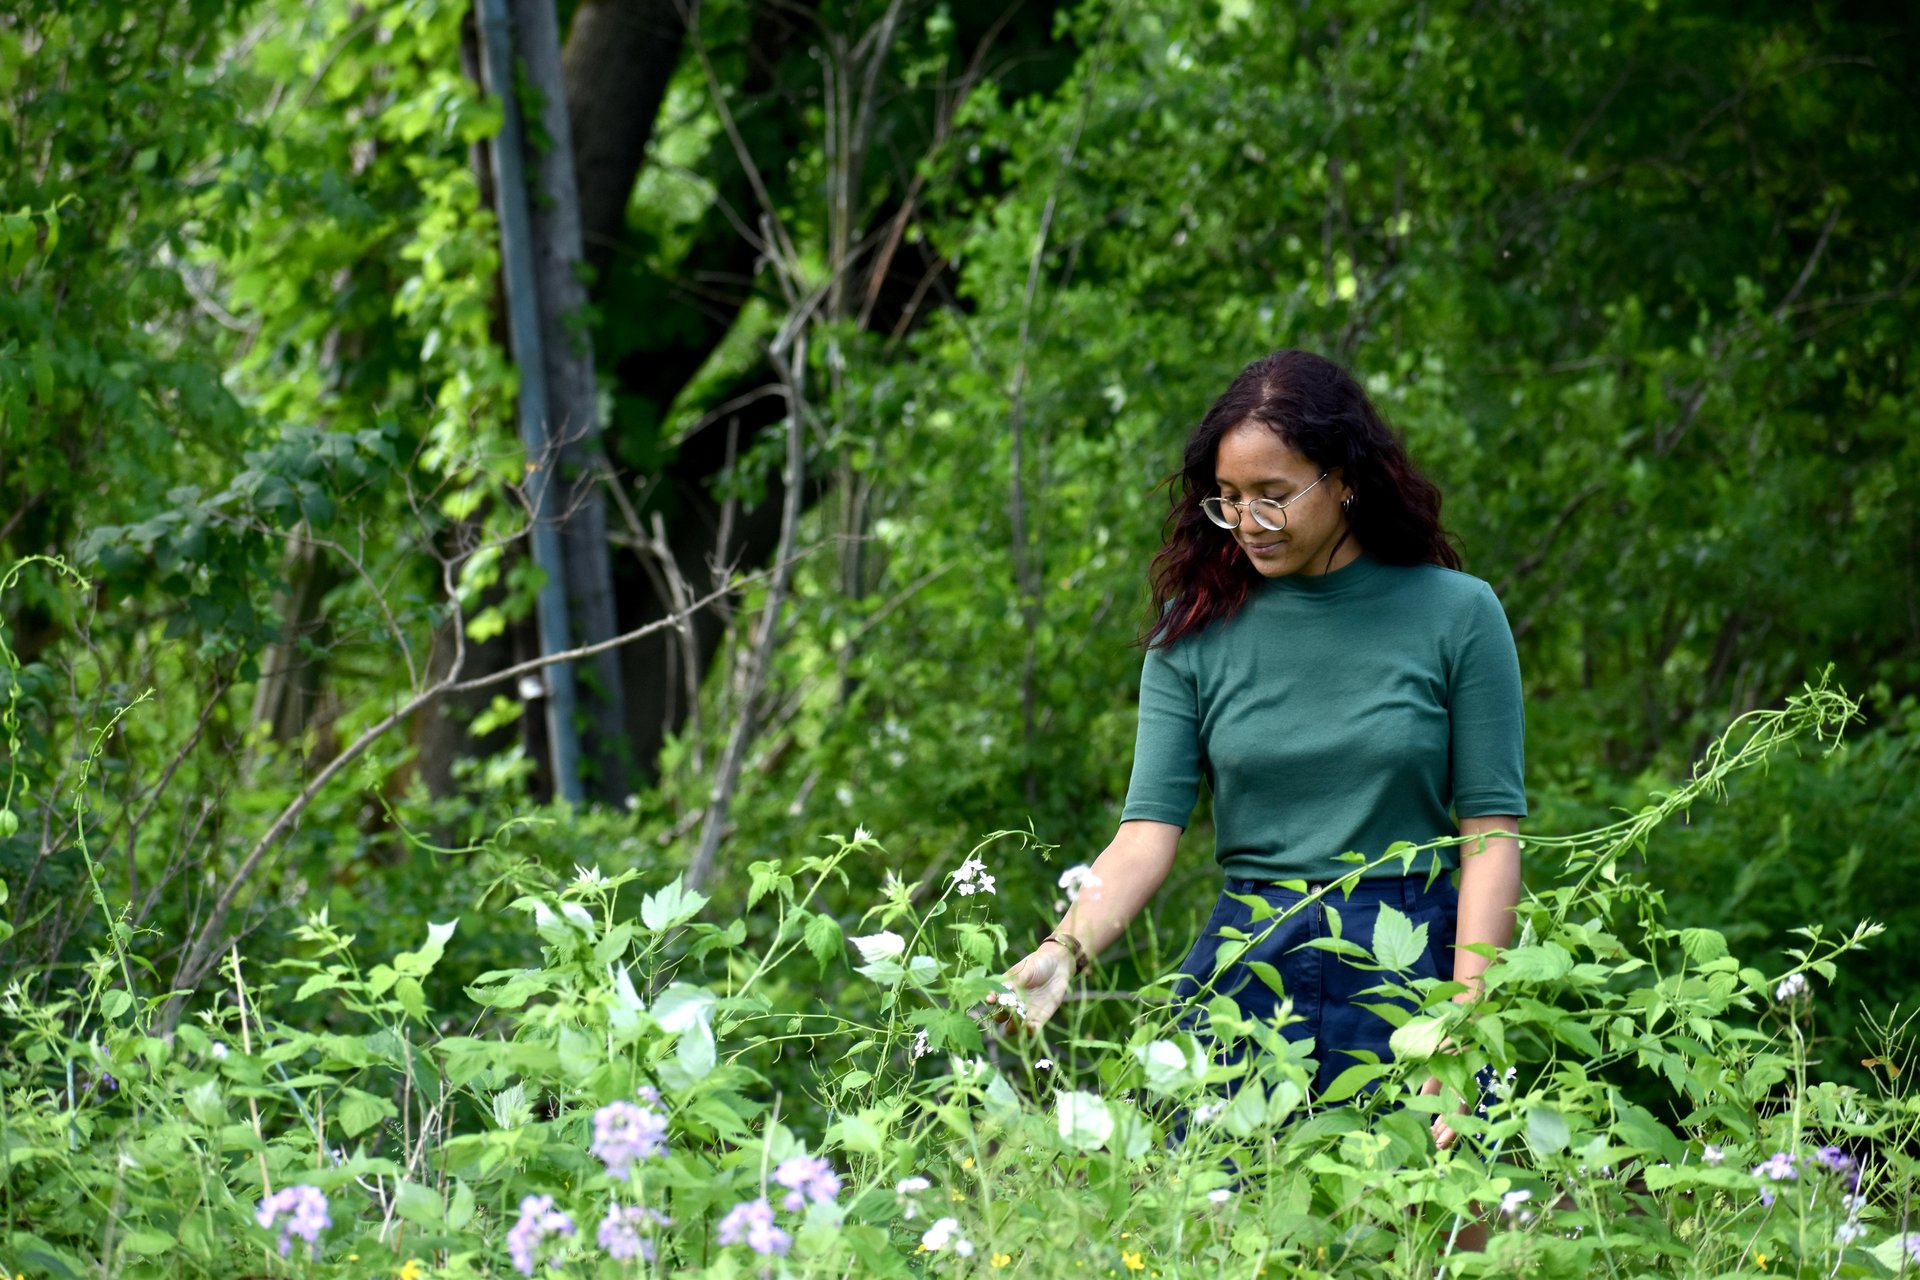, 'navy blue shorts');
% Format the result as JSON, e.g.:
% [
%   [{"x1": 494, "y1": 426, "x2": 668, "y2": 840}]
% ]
[{"x1": 1172, "y1": 872, "x2": 1459, "y2": 1098}]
